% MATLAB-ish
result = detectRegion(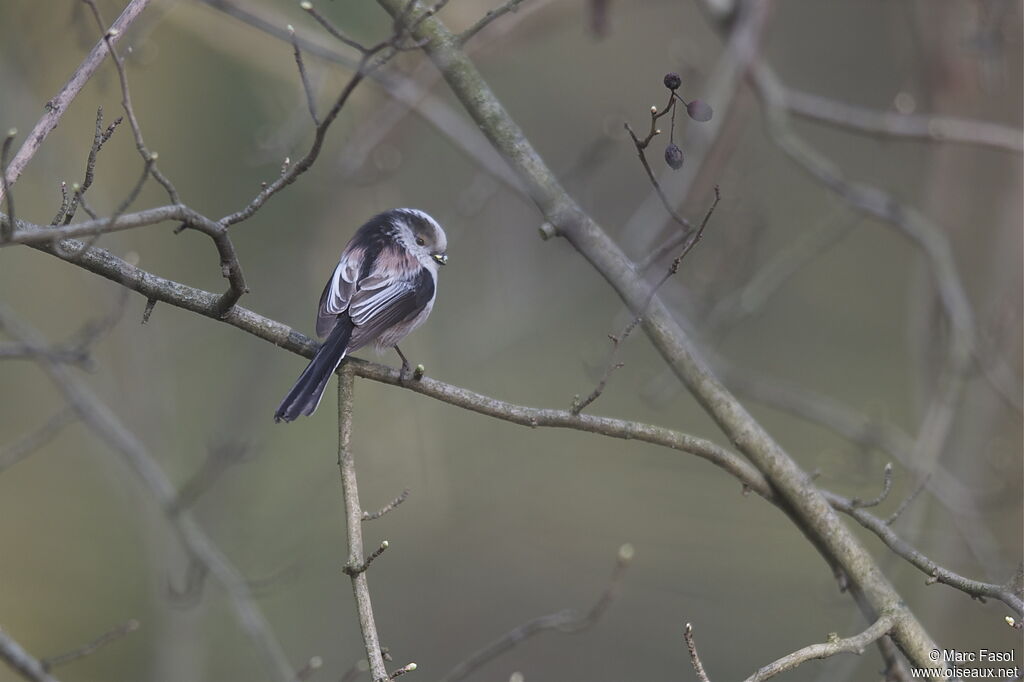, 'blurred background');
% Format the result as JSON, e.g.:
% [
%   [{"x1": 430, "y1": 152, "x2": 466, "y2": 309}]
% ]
[{"x1": 1, "y1": 1, "x2": 1021, "y2": 680}]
